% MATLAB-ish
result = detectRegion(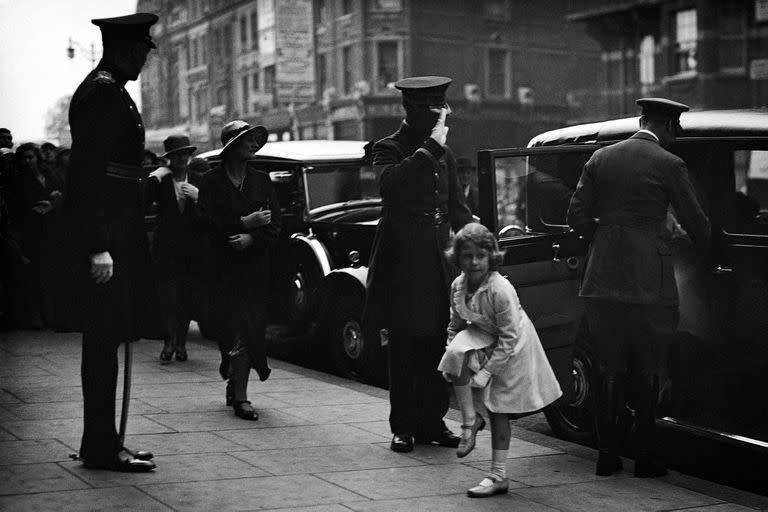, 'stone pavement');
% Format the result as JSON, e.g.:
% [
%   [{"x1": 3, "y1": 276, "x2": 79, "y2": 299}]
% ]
[{"x1": 1, "y1": 328, "x2": 767, "y2": 511}]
